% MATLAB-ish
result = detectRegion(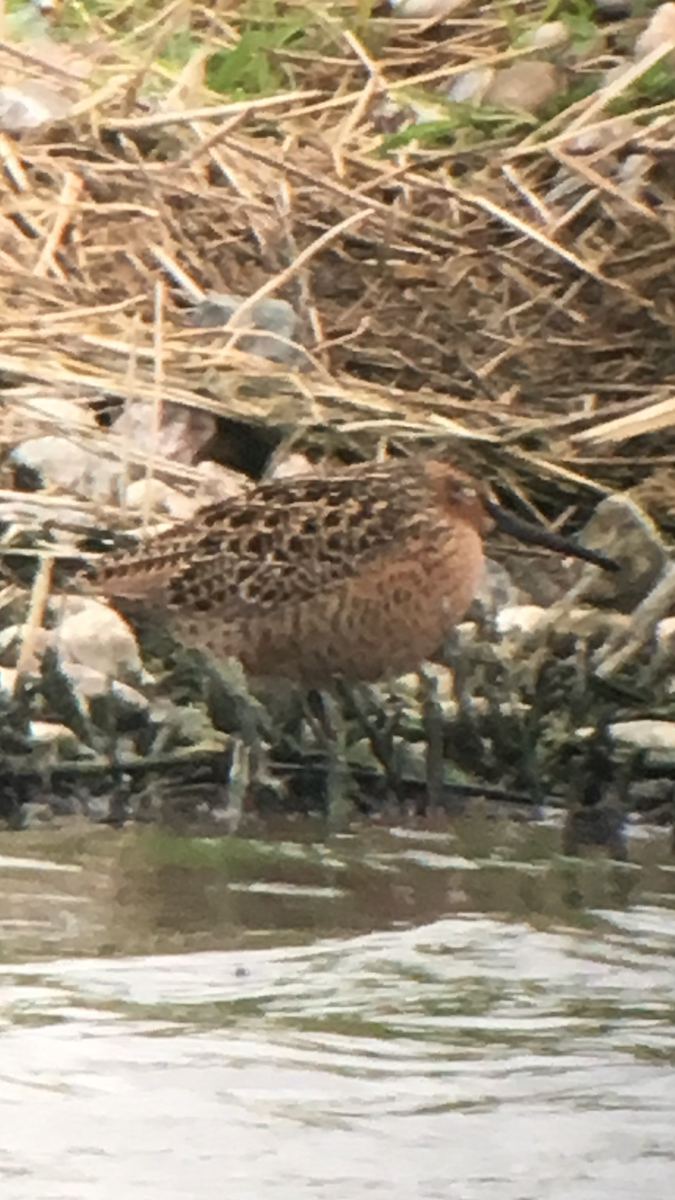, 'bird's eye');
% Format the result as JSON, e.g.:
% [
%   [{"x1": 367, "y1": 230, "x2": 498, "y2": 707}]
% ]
[{"x1": 461, "y1": 486, "x2": 477, "y2": 501}]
